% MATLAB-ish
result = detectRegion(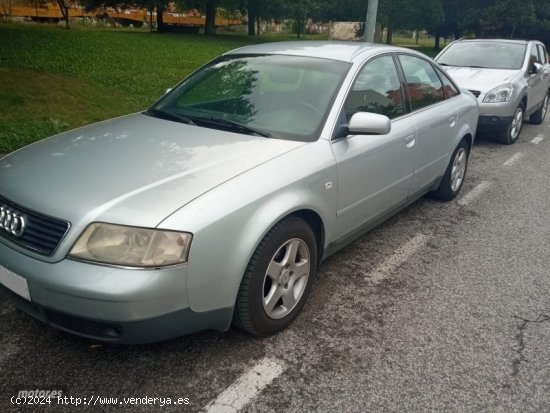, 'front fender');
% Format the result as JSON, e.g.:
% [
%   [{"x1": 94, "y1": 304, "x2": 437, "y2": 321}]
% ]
[{"x1": 158, "y1": 139, "x2": 337, "y2": 312}]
